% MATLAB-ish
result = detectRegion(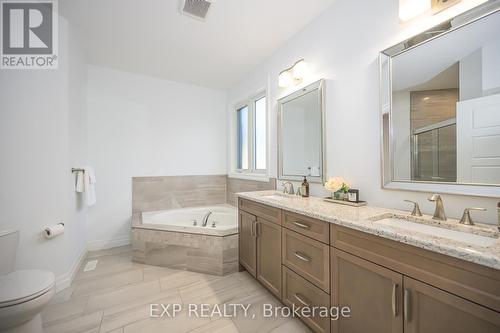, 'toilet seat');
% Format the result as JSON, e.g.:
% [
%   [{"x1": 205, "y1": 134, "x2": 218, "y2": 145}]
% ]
[{"x1": 0, "y1": 270, "x2": 55, "y2": 308}]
